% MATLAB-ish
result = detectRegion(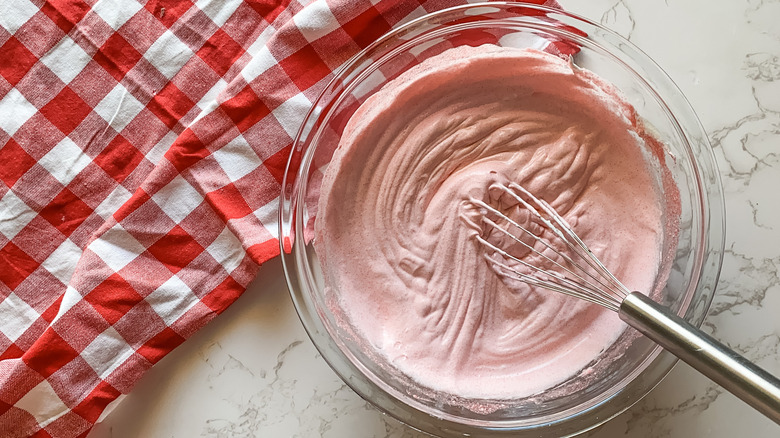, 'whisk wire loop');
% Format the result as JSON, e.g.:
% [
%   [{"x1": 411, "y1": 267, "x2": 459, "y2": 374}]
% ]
[
  {"x1": 471, "y1": 211, "x2": 620, "y2": 311},
  {"x1": 467, "y1": 182, "x2": 630, "y2": 309},
  {"x1": 473, "y1": 205, "x2": 598, "y2": 293},
  {"x1": 502, "y1": 182, "x2": 630, "y2": 301},
  {"x1": 489, "y1": 251, "x2": 621, "y2": 311}
]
